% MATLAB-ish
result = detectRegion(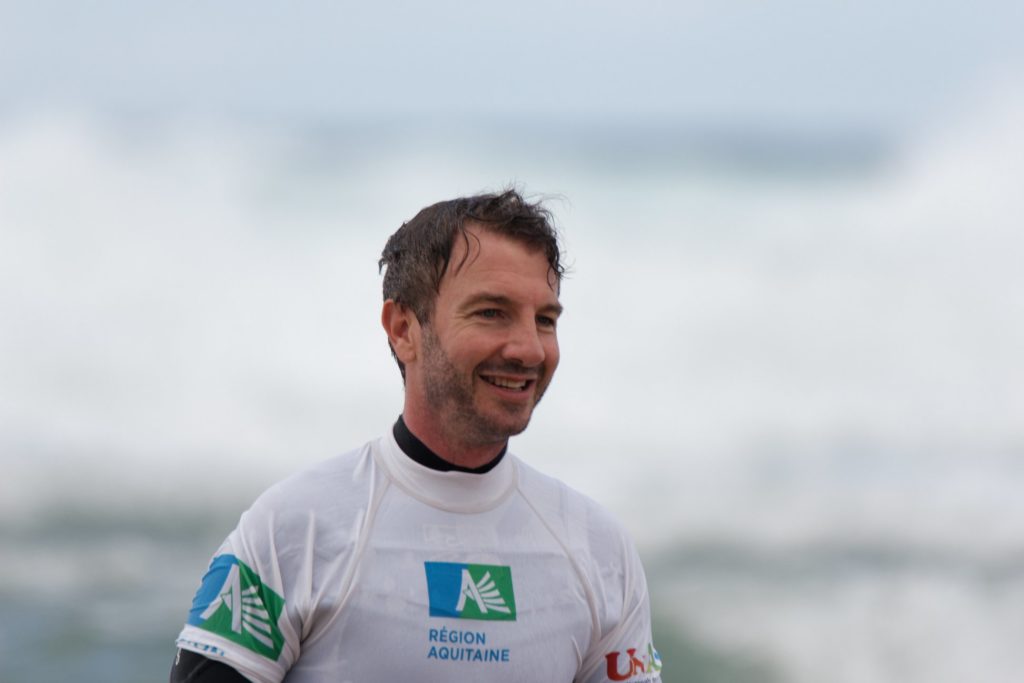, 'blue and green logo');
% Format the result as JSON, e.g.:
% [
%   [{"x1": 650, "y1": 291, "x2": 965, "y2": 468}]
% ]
[
  {"x1": 424, "y1": 562, "x2": 517, "y2": 621},
  {"x1": 188, "y1": 554, "x2": 285, "y2": 659}
]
